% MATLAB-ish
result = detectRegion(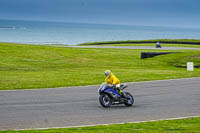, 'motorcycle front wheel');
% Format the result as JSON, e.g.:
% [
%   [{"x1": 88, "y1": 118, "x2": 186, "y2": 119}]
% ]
[{"x1": 99, "y1": 94, "x2": 112, "y2": 108}]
